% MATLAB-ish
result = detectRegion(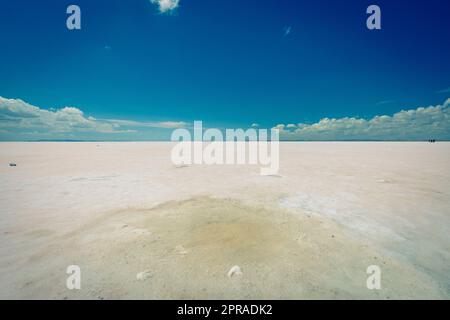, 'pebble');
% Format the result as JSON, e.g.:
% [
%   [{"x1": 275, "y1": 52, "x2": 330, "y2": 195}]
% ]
[
  {"x1": 136, "y1": 270, "x2": 152, "y2": 281},
  {"x1": 227, "y1": 265, "x2": 243, "y2": 278},
  {"x1": 175, "y1": 245, "x2": 188, "y2": 255}
]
